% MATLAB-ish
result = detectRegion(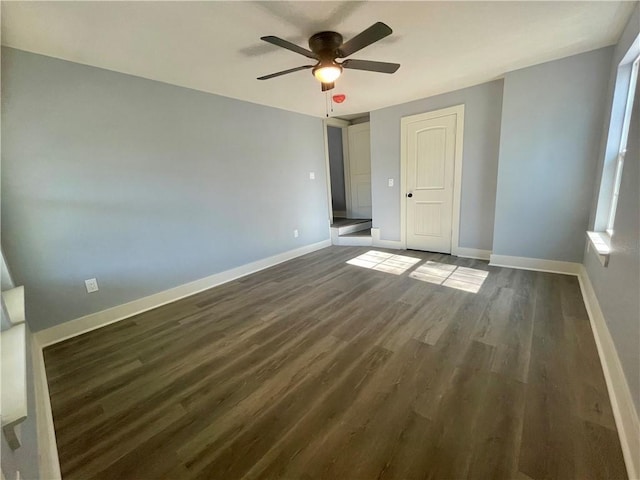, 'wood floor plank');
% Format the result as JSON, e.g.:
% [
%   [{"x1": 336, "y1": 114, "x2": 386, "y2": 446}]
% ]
[
  {"x1": 466, "y1": 372, "x2": 526, "y2": 479},
  {"x1": 43, "y1": 246, "x2": 627, "y2": 480},
  {"x1": 491, "y1": 269, "x2": 536, "y2": 383},
  {"x1": 421, "y1": 367, "x2": 495, "y2": 479},
  {"x1": 252, "y1": 338, "x2": 437, "y2": 479},
  {"x1": 185, "y1": 344, "x2": 393, "y2": 478}
]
